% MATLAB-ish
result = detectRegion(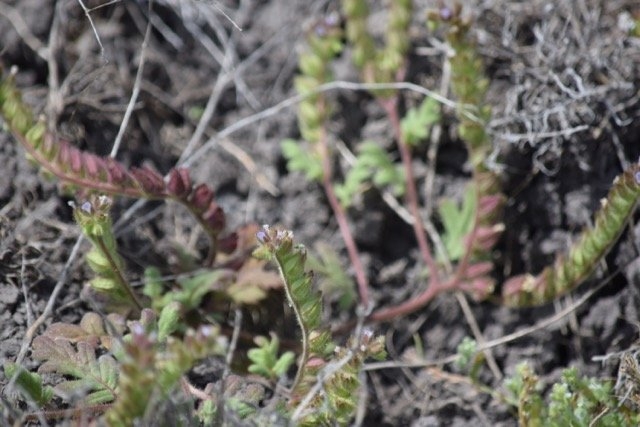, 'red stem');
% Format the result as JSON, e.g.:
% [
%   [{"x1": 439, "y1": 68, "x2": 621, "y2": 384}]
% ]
[
  {"x1": 369, "y1": 278, "x2": 458, "y2": 322},
  {"x1": 380, "y1": 97, "x2": 441, "y2": 285},
  {"x1": 318, "y1": 121, "x2": 371, "y2": 310}
]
